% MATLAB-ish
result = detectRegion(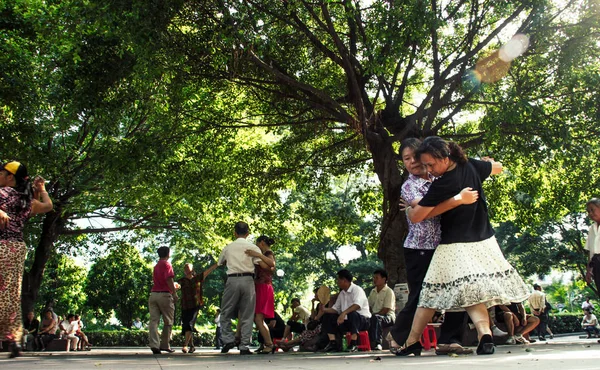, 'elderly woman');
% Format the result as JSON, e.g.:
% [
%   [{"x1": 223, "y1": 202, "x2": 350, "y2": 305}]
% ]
[
  {"x1": 398, "y1": 137, "x2": 530, "y2": 356},
  {"x1": 176, "y1": 262, "x2": 218, "y2": 353},
  {"x1": 0, "y1": 161, "x2": 53, "y2": 358}
]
